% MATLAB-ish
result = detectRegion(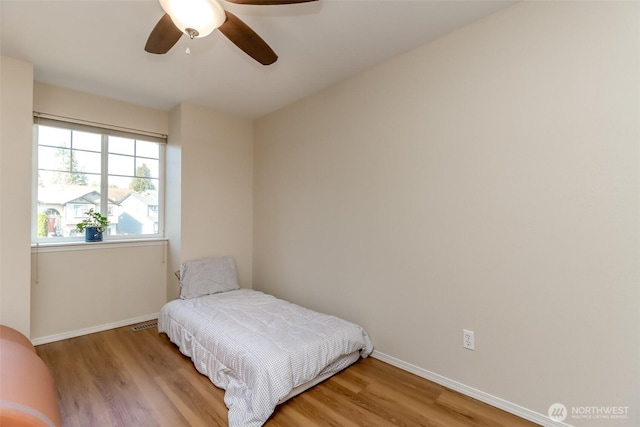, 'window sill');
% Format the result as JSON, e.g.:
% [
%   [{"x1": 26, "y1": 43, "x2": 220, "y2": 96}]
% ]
[{"x1": 31, "y1": 238, "x2": 167, "y2": 253}]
